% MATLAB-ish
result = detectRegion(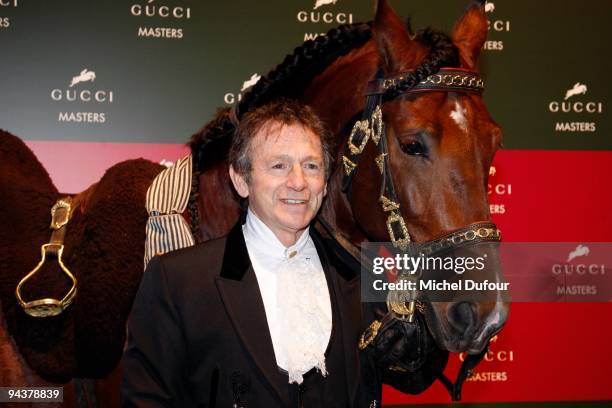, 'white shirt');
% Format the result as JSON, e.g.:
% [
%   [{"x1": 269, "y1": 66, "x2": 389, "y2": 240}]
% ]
[{"x1": 242, "y1": 209, "x2": 332, "y2": 383}]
